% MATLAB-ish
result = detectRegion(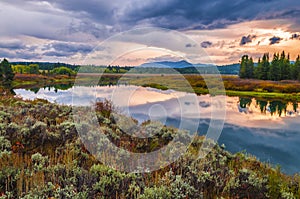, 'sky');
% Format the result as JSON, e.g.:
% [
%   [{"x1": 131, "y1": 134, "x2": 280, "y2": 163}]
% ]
[{"x1": 1, "y1": 0, "x2": 300, "y2": 65}]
